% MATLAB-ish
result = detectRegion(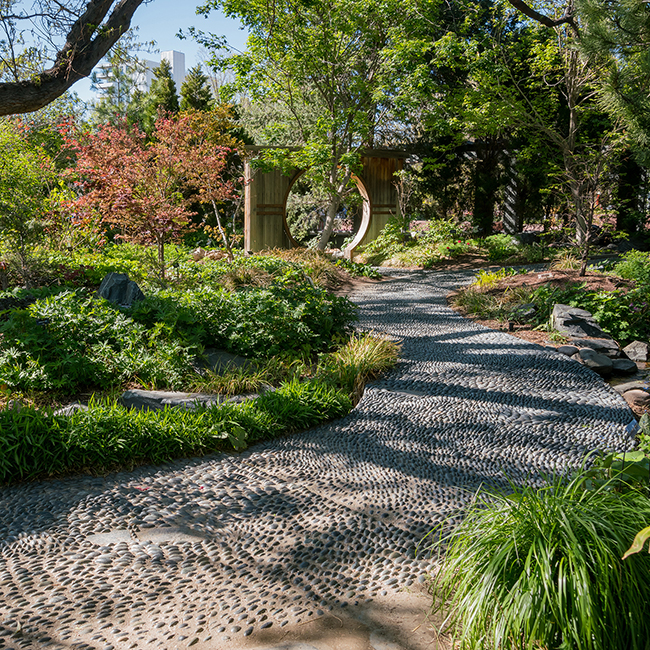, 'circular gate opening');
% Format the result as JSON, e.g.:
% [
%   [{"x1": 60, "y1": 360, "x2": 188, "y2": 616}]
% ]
[{"x1": 285, "y1": 175, "x2": 367, "y2": 250}]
